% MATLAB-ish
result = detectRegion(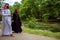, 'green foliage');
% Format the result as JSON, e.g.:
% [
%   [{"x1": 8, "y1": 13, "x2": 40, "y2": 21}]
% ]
[
  {"x1": 20, "y1": 0, "x2": 60, "y2": 21},
  {"x1": 24, "y1": 19, "x2": 60, "y2": 32},
  {"x1": 10, "y1": 2, "x2": 21, "y2": 16},
  {"x1": 10, "y1": 0, "x2": 60, "y2": 21},
  {"x1": 42, "y1": 13, "x2": 50, "y2": 21},
  {"x1": 23, "y1": 27, "x2": 60, "y2": 39}
]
